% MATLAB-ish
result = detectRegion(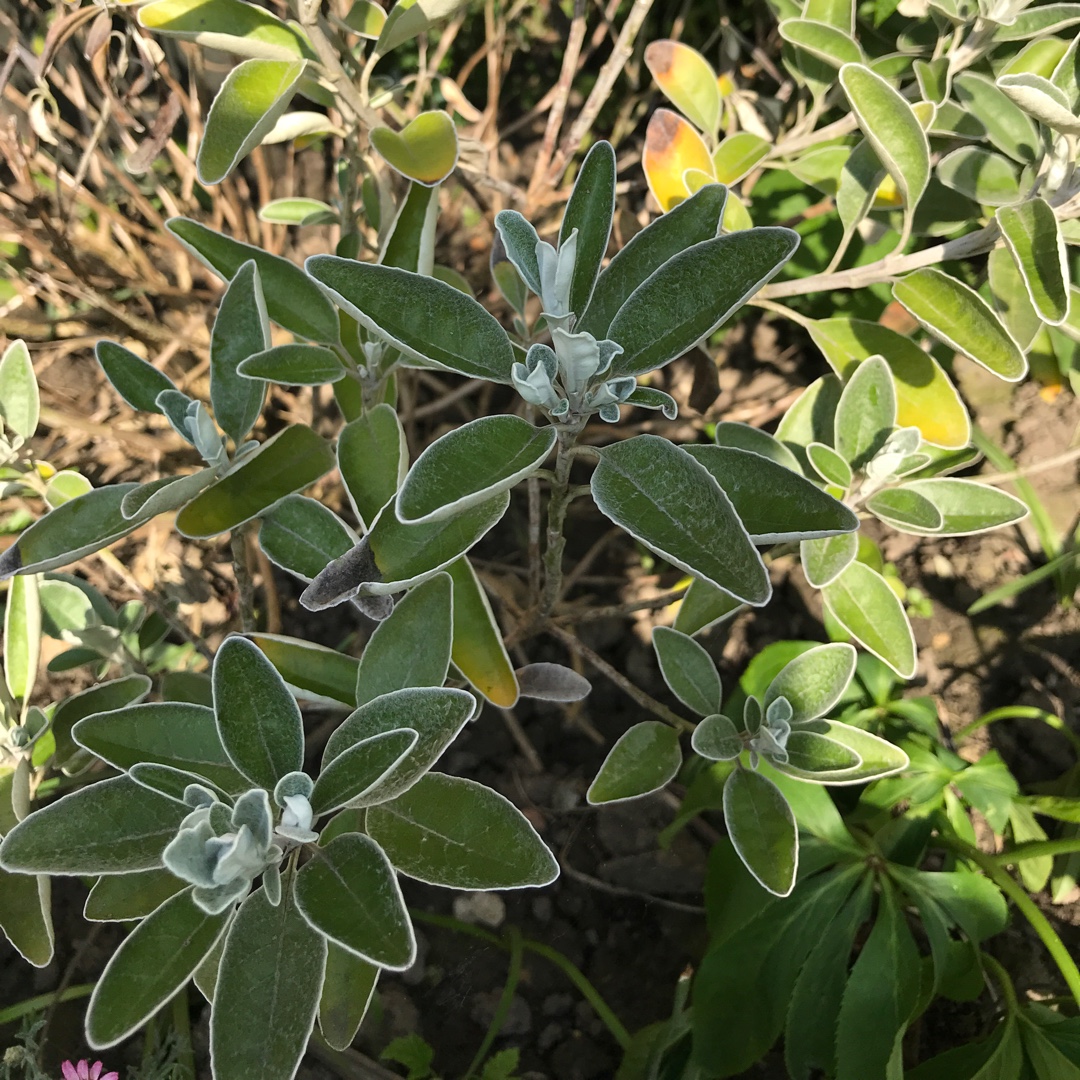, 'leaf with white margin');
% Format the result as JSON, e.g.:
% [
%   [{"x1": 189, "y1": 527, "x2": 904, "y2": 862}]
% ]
[
  {"x1": 560, "y1": 141, "x2": 616, "y2": 317},
  {"x1": 0, "y1": 776, "x2": 187, "y2": 876},
  {"x1": 4, "y1": 572, "x2": 39, "y2": 705},
  {"x1": 514, "y1": 663, "x2": 591, "y2": 702},
  {"x1": 322, "y1": 687, "x2": 476, "y2": 807},
  {"x1": 822, "y1": 561, "x2": 916, "y2": 679},
  {"x1": 936, "y1": 146, "x2": 1021, "y2": 206},
  {"x1": 762, "y1": 642, "x2": 857, "y2": 724},
  {"x1": 138, "y1": 0, "x2": 313, "y2": 60},
  {"x1": 86, "y1": 887, "x2": 230, "y2": 1049},
  {"x1": 894, "y1": 267, "x2": 1027, "y2": 382},
  {"x1": 713, "y1": 421, "x2": 802, "y2": 473},
  {"x1": 953, "y1": 72, "x2": 1040, "y2": 162},
  {"x1": 586, "y1": 721, "x2": 682, "y2": 804},
  {"x1": 684, "y1": 445, "x2": 858, "y2": 543},
  {"x1": 781, "y1": 721, "x2": 909, "y2": 782},
  {"x1": 833, "y1": 356, "x2": 896, "y2": 470},
  {"x1": 998, "y1": 199, "x2": 1070, "y2": 325},
  {"x1": 396, "y1": 416, "x2": 555, "y2": 524},
  {"x1": 310, "y1": 730, "x2": 420, "y2": 817},
  {"x1": 723, "y1": 768, "x2": 797, "y2": 897},
  {"x1": 0, "y1": 339, "x2": 39, "y2": 439},
  {"x1": 801, "y1": 532, "x2": 858, "y2": 588},
  {"x1": 295, "y1": 833, "x2": 415, "y2": 969},
  {"x1": 211, "y1": 886, "x2": 326, "y2": 1080},
  {"x1": 652, "y1": 626, "x2": 722, "y2": 717},
  {"x1": 691, "y1": 713, "x2": 743, "y2": 761},
  {"x1": 319, "y1": 945, "x2": 378, "y2": 1052},
  {"x1": 590, "y1": 435, "x2": 770, "y2": 605},
  {"x1": 865, "y1": 486, "x2": 944, "y2": 532},
  {"x1": 367, "y1": 772, "x2": 559, "y2": 889},
  {"x1": 197, "y1": 58, "x2": 306, "y2": 185},
  {"x1": 891, "y1": 479, "x2": 1027, "y2": 536},
  {"x1": 997, "y1": 73, "x2": 1080, "y2": 134}
]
